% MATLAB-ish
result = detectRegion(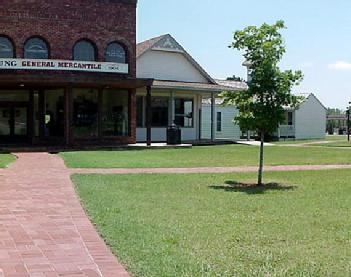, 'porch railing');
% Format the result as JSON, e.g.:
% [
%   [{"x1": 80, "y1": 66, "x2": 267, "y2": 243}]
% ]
[{"x1": 279, "y1": 125, "x2": 295, "y2": 138}]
